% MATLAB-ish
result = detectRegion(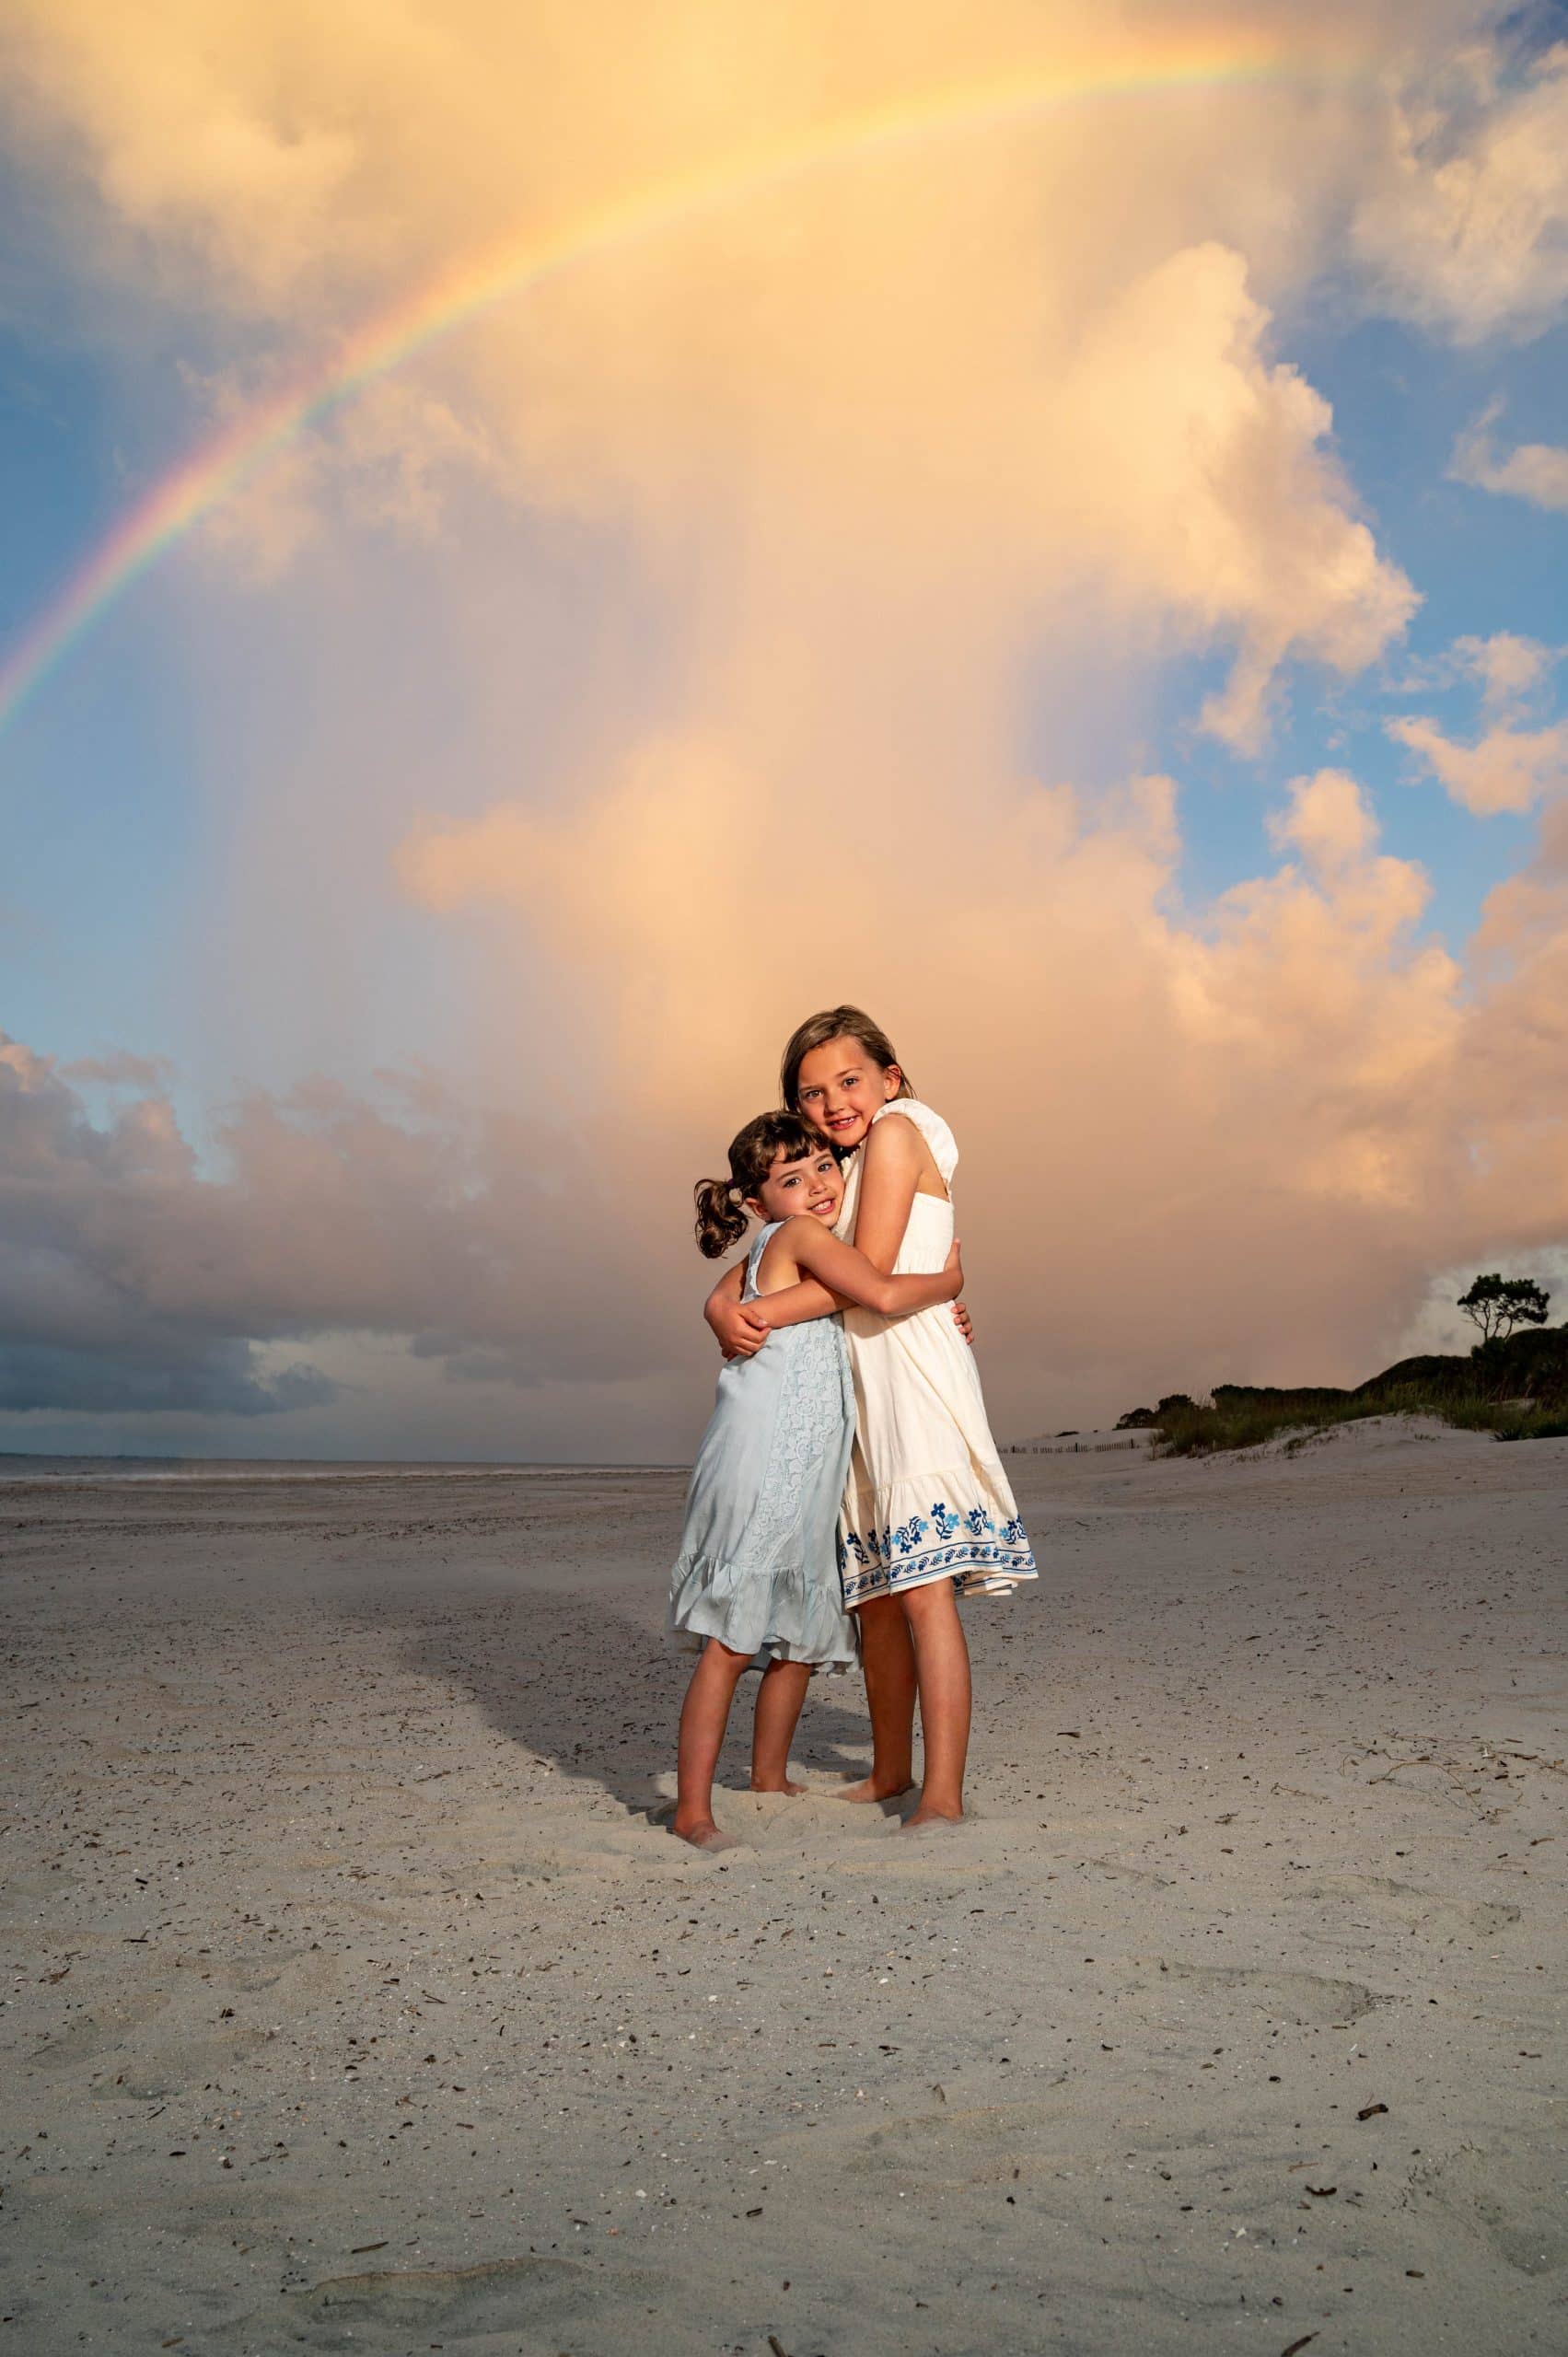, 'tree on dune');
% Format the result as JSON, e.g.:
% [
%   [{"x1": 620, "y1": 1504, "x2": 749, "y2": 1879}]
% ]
[{"x1": 1457, "y1": 1273, "x2": 1551, "y2": 1343}]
